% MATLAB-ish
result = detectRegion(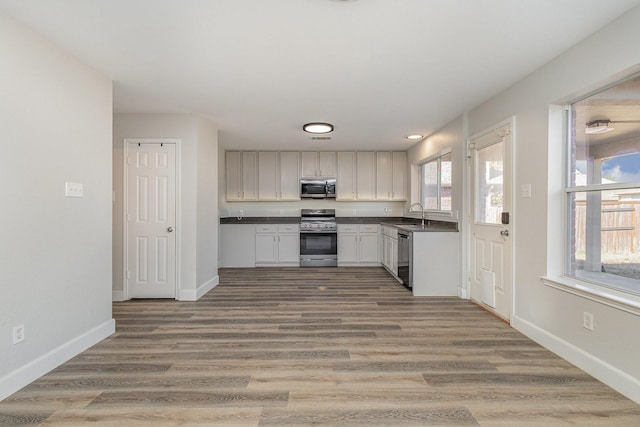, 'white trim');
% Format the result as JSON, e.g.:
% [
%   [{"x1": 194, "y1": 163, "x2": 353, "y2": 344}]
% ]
[
  {"x1": 179, "y1": 275, "x2": 220, "y2": 301},
  {"x1": 112, "y1": 290, "x2": 125, "y2": 302},
  {"x1": 123, "y1": 139, "x2": 181, "y2": 300},
  {"x1": 541, "y1": 275, "x2": 640, "y2": 316},
  {"x1": 513, "y1": 314, "x2": 640, "y2": 404},
  {"x1": 0, "y1": 319, "x2": 115, "y2": 401}
]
